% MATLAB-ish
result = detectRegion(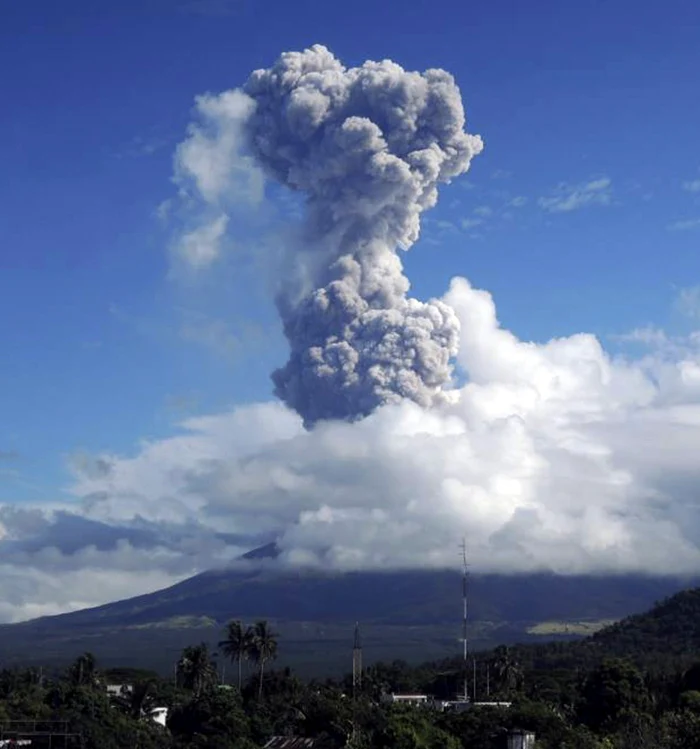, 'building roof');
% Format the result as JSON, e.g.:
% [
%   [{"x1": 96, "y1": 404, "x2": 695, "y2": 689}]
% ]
[
  {"x1": 264, "y1": 737, "x2": 316, "y2": 749},
  {"x1": 390, "y1": 693, "x2": 428, "y2": 698}
]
